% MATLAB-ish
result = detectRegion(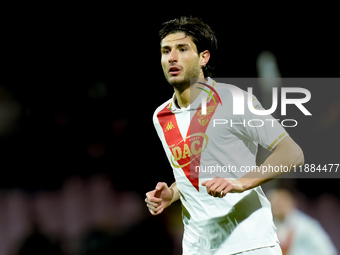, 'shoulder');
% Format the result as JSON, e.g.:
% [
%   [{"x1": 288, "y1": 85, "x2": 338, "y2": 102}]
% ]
[
  {"x1": 213, "y1": 80, "x2": 248, "y2": 101},
  {"x1": 153, "y1": 98, "x2": 172, "y2": 123},
  {"x1": 213, "y1": 80, "x2": 262, "y2": 112},
  {"x1": 291, "y1": 209, "x2": 319, "y2": 228}
]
